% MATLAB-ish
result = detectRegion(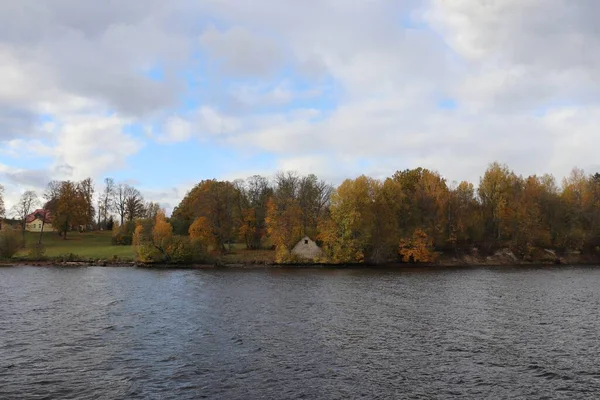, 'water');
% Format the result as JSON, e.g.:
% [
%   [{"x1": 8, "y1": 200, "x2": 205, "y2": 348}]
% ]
[{"x1": 1, "y1": 266, "x2": 600, "y2": 399}]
